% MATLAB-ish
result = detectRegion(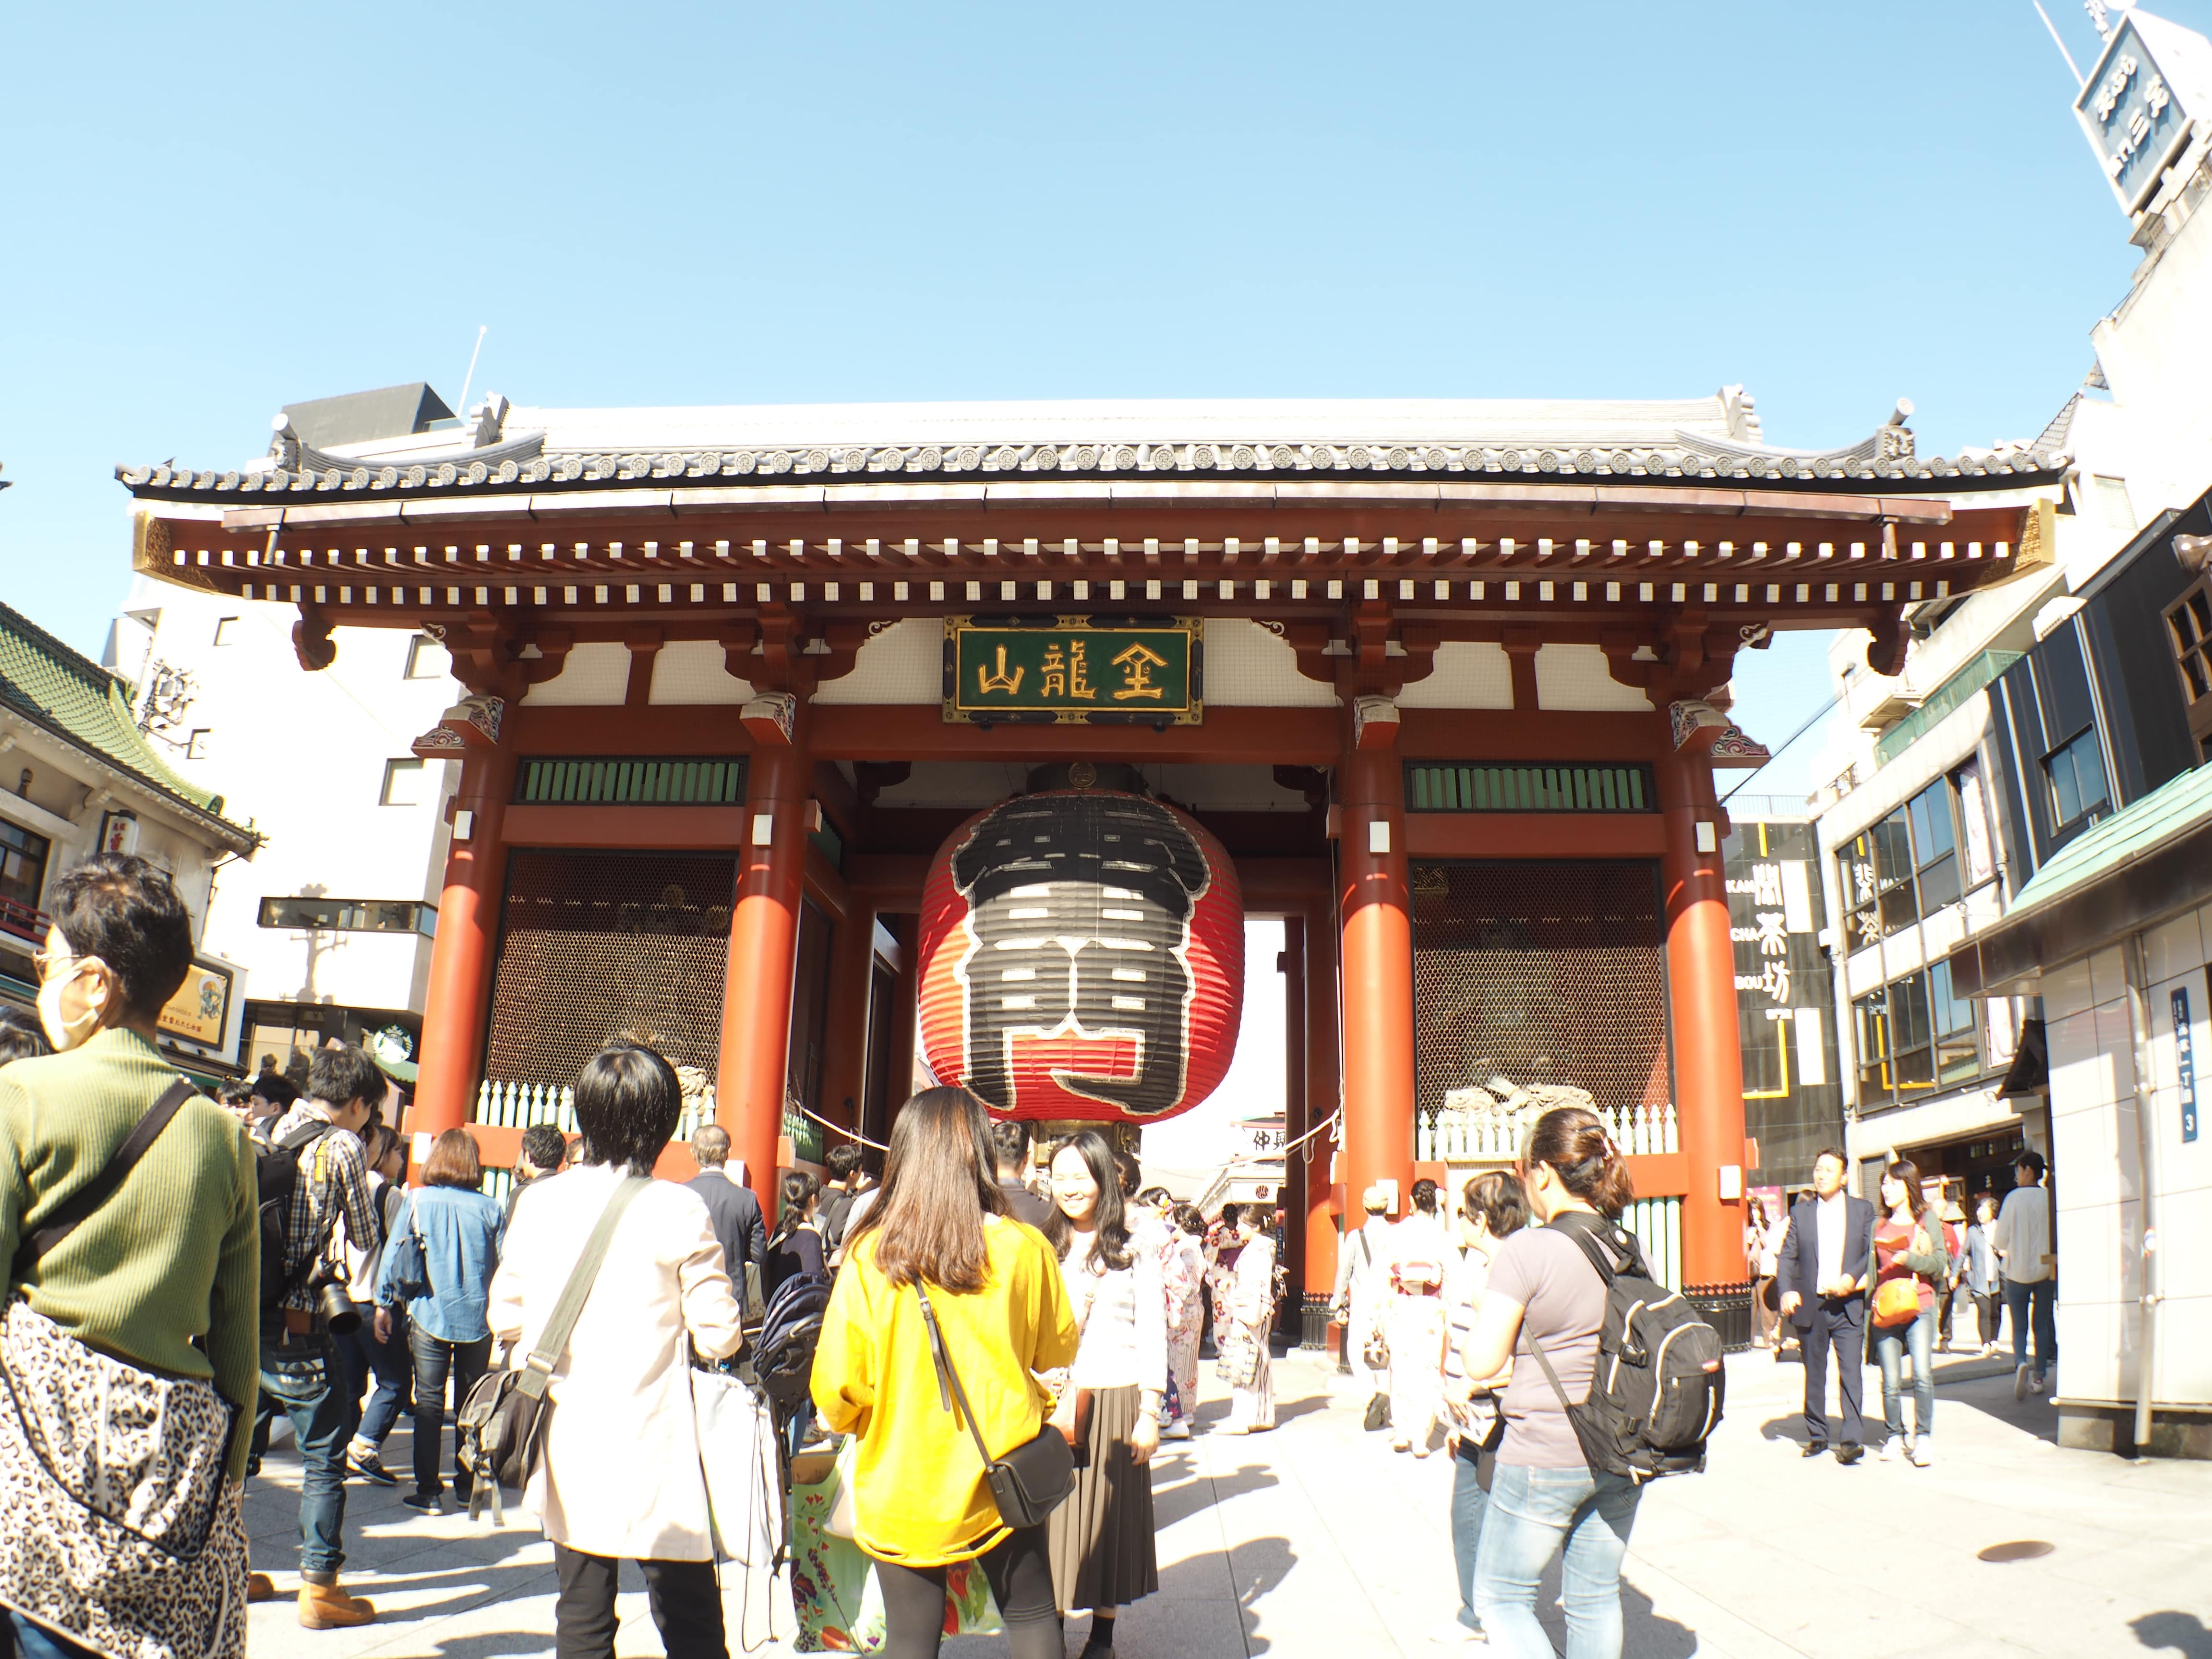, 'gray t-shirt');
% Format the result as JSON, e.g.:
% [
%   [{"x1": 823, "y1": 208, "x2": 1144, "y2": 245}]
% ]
[{"x1": 1490, "y1": 1226, "x2": 1607, "y2": 1469}]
